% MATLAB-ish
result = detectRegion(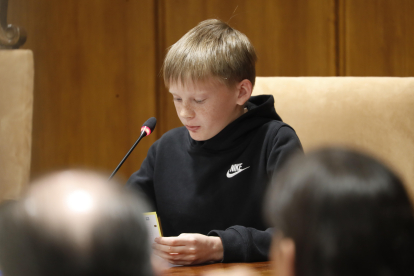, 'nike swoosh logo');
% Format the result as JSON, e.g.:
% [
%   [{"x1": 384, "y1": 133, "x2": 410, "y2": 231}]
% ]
[{"x1": 226, "y1": 167, "x2": 250, "y2": 178}]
